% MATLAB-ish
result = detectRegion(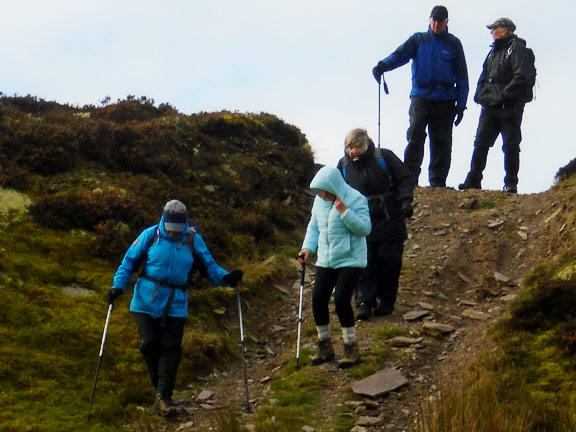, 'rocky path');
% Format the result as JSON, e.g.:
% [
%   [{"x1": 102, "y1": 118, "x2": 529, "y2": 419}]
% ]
[{"x1": 136, "y1": 185, "x2": 572, "y2": 431}]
